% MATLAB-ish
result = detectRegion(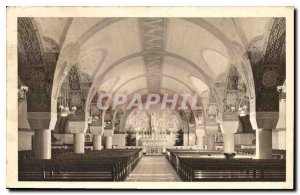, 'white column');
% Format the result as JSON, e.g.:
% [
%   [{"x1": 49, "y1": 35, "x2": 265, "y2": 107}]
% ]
[
  {"x1": 183, "y1": 134, "x2": 189, "y2": 146},
  {"x1": 106, "y1": 136, "x2": 113, "y2": 149},
  {"x1": 33, "y1": 129, "x2": 51, "y2": 159},
  {"x1": 31, "y1": 134, "x2": 36, "y2": 152},
  {"x1": 196, "y1": 135, "x2": 204, "y2": 150},
  {"x1": 73, "y1": 133, "x2": 85, "y2": 153},
  {"x1": 221, "y1": 121, "x2": 239, "y2": 155},
  {"x1": 223, "y1": 133, "x2": 235, "y2": 154},
  {"x1": 276, "y1": 97, "x2": 286, "y2": 150},
  {"x1": 136, "y1": 133, "x2": 140, "y2": 146},
  {"x1": 256, "y1": 129, "x2": 272, "y2": 159},
  {"x1": 206, "y1": 134, "x2": 215, "y2": 150},
  {"x1": 204, "y1": 125, "x2": 218, "y2": 151},
  {"x1": 272, "y1": 131, "x2": 279, "y2": 149},
  {"x1": 93, "y1": 135, "x2": 102, "y2": 150},
  {"x1": 278, "y1": 131, "x2": 286, "y2": 150}
]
